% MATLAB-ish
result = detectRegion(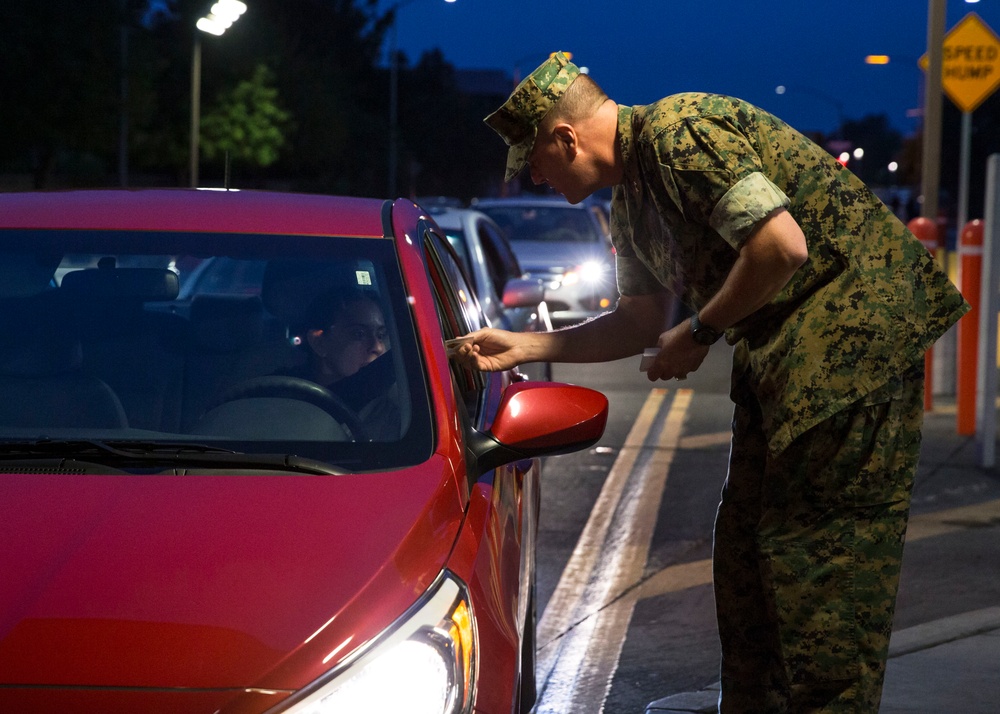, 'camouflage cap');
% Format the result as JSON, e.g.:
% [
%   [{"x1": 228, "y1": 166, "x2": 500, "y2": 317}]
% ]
[{"x1": 484, "y1": 52, "x2": 581, "y2": 181}]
